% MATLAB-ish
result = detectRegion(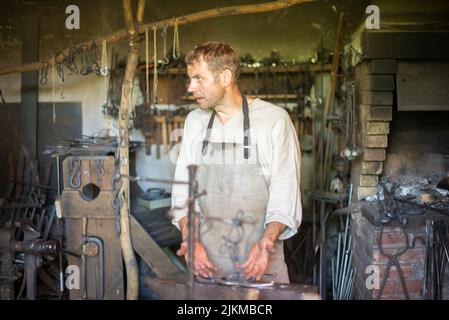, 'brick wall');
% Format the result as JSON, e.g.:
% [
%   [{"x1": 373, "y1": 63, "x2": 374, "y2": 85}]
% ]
[{"x1": 352, "y1": 60, "x2": 396, "y2": 200}]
